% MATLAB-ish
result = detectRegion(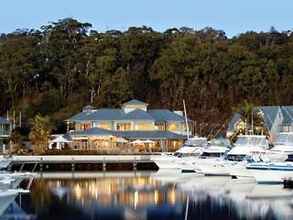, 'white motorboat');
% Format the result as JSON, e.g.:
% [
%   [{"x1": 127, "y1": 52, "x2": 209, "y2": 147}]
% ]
[
  {"x1": 0, "y1": 172, "x2": 33, "y2": 190},
  {"x1": 269, "y1": 132, "x2": 293, "y2": 161},
  {"x1": 0, "y1": 156, "x2": 12, "y2": 170},
  {"x1": 0, "y1": 189, "x2": 26, "y2": 216},
  {"x1": 245, "y1": 162, "x2": 293, "y2": 183},
  {"x1": 183, "y1": 138, "x2": 232, "y2": 175},
  {"x1": 192, "y1": 135, "x2": 270, "y2": 176},
  {"x1": 152, "y1": 137, "x2": 208, "y2": 170},
  {"x1": 151, "y1": 154, "x2": 189, "y2": 170},
  {"x1": 227, "y1": 135, "x2": 270, "y2": 161}
]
